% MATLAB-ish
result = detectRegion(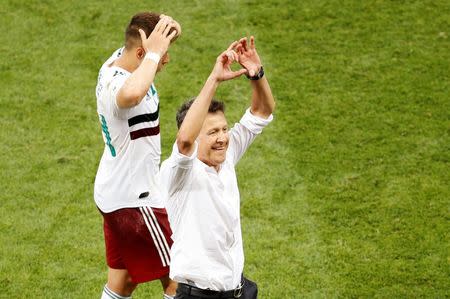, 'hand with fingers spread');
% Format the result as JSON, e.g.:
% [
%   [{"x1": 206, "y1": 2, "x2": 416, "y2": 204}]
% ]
[
  {"x1": 171, "y1": 19, "x2": 182, "y2": 40},
  {"x1": 236, "y1": 36, "x2": 262, "y2": 77},
  {"x1": 210, "y1": 41, "x2": 248, "y2": 82},
  {"x1": 160, "y1": 14, "x2": 182, "y2": 41},
  {"x1": 138, "y1": 15, "x2": 178, "y2": 57}
]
